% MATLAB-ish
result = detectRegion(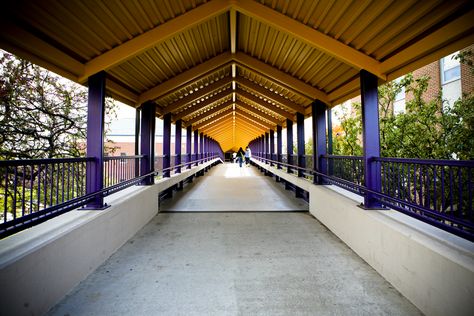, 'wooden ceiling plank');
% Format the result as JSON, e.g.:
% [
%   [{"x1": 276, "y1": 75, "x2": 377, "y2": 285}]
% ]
[
  {"x1": 195, "y1": 110, "x2": 234, "y2": 130},
  {"x1": 139, "y1": 52, "x2": 232, "y2": 104},
  {"x1": 235, "y1": 112, "x2": 272, "y2": 130},
  {"x1": 80, "y1": 0, "x2": 231, "y2": 82},
  {"x1": 235, "y1": 108, "x2": 274, "y2": 129},
  {"x1": 230, "y1": 8, "x2": 237, "y2": 54},
  {"x1": 234, "y1": 0, "x2": 384, "y2": 80},
  {"x1": 234, "y1": 52, "x2": 328, "y2": 102},
  {"x1": 236, "y1": 76, "x2": 305, "y2": 113}
]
